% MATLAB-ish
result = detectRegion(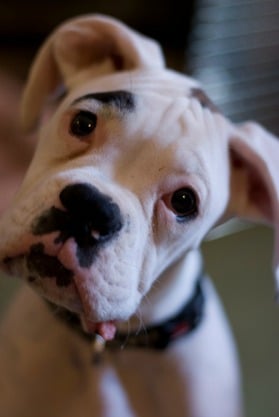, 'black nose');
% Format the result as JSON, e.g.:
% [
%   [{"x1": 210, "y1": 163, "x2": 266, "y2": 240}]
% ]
[{"x1": 59, "y1": 183, "x2": 123, "y2": 240}]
